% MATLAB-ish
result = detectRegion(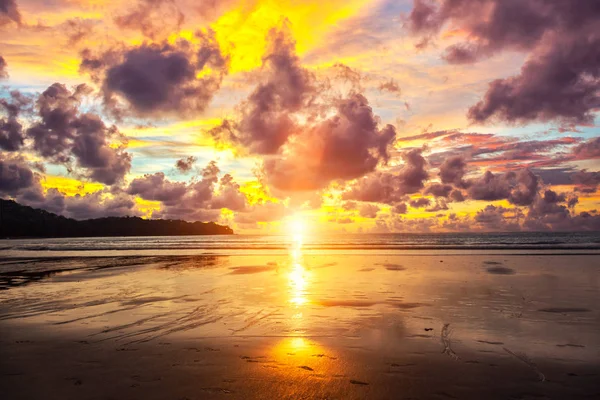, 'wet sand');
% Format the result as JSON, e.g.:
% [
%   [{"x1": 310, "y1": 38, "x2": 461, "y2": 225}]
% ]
[{"x1": 1, "y1": 253, "x2": 599, "y2": 399}]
